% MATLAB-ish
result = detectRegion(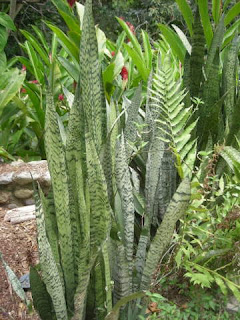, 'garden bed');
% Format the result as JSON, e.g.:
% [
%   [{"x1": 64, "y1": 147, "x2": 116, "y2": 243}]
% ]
[{"x1": 0, "y1": 207, "x2": 39, "y2": 320}]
